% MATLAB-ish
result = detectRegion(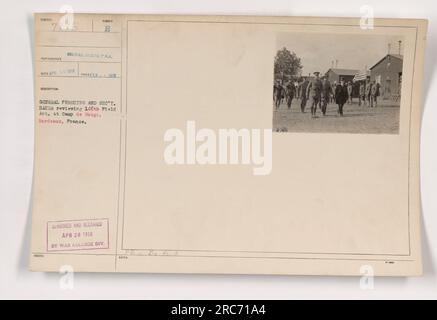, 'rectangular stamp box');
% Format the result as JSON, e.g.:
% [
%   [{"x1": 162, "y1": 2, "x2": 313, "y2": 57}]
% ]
[{"x1": 47, "y1": 218, "x2": 109, "y2": 252}]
